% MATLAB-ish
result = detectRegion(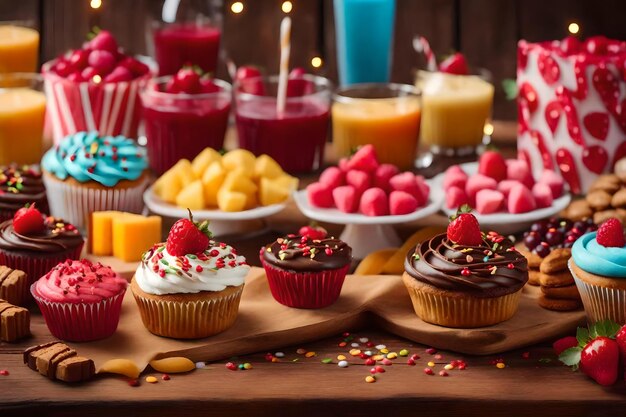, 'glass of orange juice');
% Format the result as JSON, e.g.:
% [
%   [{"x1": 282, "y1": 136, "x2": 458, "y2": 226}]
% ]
[
  {"x1": 0, "y1": 73, "x2": 46, "y2": 165},
  {"x1": 0, "y1": 23, "x2": 39, "y2": 73},
  {"x1": 416, "y1": 70, "x2": 494, "y2": 167},
  {"x1": 332, "y1": 83, "x2": 421, "y2": 170}
]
